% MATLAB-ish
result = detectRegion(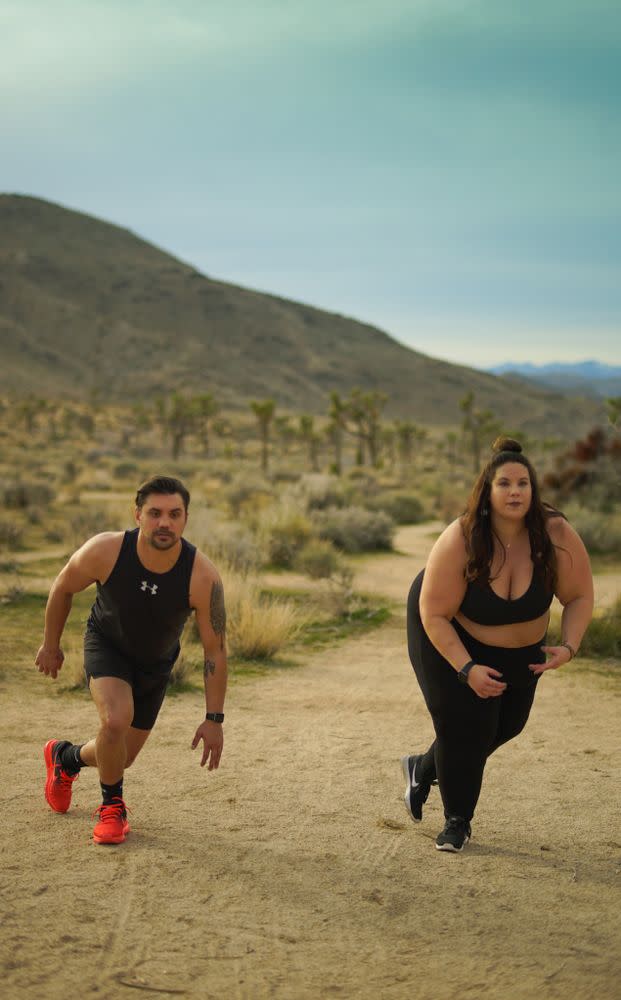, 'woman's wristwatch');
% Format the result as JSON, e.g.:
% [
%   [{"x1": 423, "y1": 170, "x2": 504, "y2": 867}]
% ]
[
  {"x1": 458, "y1": 660, "x2": 476, "y2": 685},
  {"x1": 205, "y1": 712, "x2": 224, "y2": 723}
]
